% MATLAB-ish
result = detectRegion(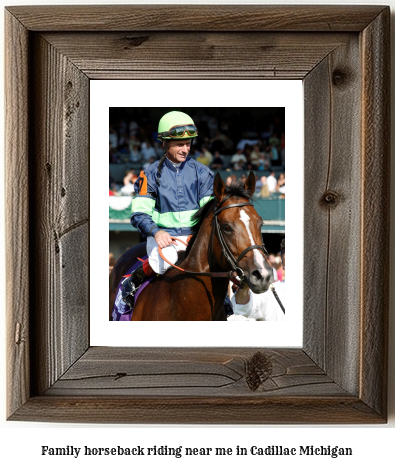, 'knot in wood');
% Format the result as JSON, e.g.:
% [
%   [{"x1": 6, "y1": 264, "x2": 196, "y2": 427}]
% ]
[
  {"x1": 246, "y1": 351, "x2": 273, "y2": 391},
  {"x1": 123, "y1": 36, "x2": 149, "y2": 48},
  {"x1": 332, "y1": 68, "x2": 348, "y2": 87},
  {"x1": 321, "y1": 190, "x2": 340, "y2": 208}
]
